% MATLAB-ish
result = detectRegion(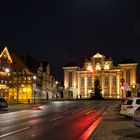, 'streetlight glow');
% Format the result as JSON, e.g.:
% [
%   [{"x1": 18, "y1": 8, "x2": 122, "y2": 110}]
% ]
[
  {"x1": 33, "y1": 75, "x2": 37, "y2": 80},
  {"x1": 5, "y1": 68, "x2": 10, "y2": 73}
]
